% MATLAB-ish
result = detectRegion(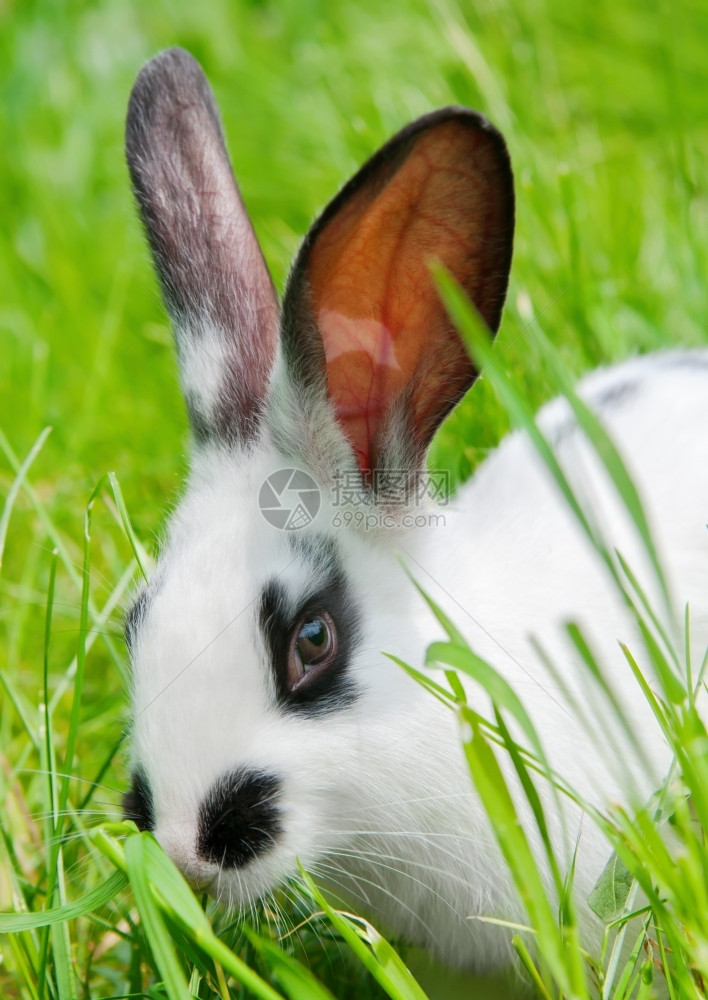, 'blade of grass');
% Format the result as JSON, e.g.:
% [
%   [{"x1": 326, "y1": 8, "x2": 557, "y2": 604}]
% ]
[
  {"x1": 492, "y1": 707, "x2": 564, "y2": 894},
  {"x1": 459, "y1": 710, "x2": 581, "y2": 993},
  {"x1": 48, "y1": 556, "x2": 135, "y2": 713},
  {"x1": 123, "y1": 834, "x2": 192, "y2": 1000},
  {"x1": 0, "y1": 432, "x2": 125, "y2": 673},
  {"x1": 512, "y1": 934, "x2": 553, "y2": 1000},
  {"x1": 0, "y1": 872, "x2": 128, "y2": 932},
  {"x1": 243, "y1": 927, "x2": 338, "y2": 1000},
  {"x1": 525, "y1": 321, "x2": 670, "y2": 610},
  {"x1": 433, "y1": 267, "x2": 601, "y2": 556},
  {"x1": 38, "y1": 548, "x2": 75, "y2": 1000},
  {"x1": 384, "y1": 653, "x2": 458, "y2": 707},
  {"x1": 92, "y1": 828, "x2": 287, "y2": 1000},
  {"x1": 425, "y1": 639, "x2": 547, "y2": 767},
  {"x1": 0, "y1": 425, "x2": 52, "y2": 571},
  {"x1": 297, "y1": 867, "x2": 428, "y2": 1000},
  {"x1": 106, "y1": 471, "x2": 150, "y2": 583}
]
